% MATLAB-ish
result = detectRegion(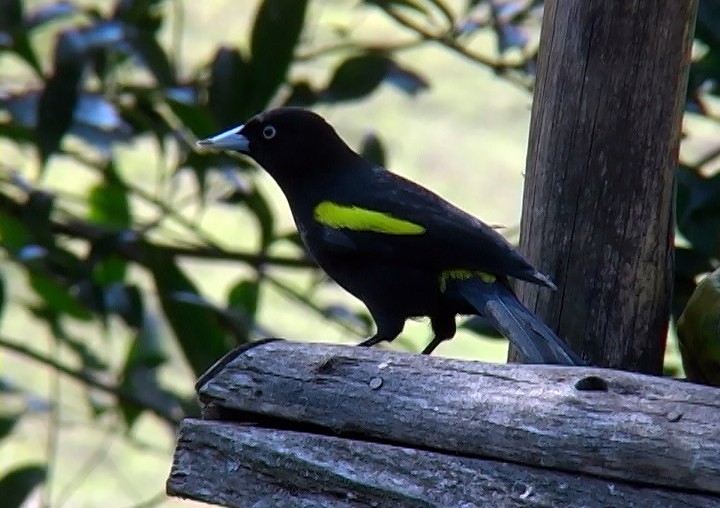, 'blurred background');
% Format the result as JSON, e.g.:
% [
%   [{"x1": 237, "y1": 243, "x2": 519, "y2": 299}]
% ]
[{"x1": 0, "y1": 0, "x2": 719, "y2": 506}]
